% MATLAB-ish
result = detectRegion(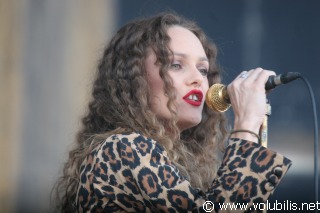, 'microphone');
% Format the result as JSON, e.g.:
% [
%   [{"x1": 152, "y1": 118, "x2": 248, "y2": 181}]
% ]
[{"x1": 205, "y1": 72, "x2": 301, "y2": 112}]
